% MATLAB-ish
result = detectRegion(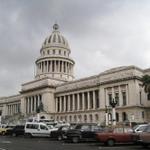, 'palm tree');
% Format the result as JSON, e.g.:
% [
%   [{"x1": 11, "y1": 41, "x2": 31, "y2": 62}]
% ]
[{"x1": 141, "y1": 75, "x2": 150, "y2": 94}]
